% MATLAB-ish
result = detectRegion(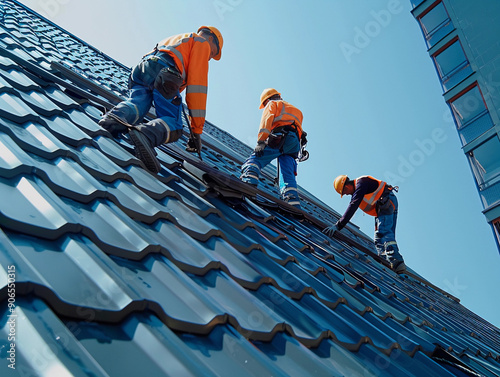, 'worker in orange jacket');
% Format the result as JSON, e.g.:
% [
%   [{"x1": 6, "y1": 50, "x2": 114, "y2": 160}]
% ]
[
  {"x1": 99, "y1": 26, "x2": 223, "y2": 173},
  {"x1": 323, "y1": 175, "x2": 406, "y2": 273},
  {"x1": 240, "y1": 88, "x2": 306, "y2": 208}
]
